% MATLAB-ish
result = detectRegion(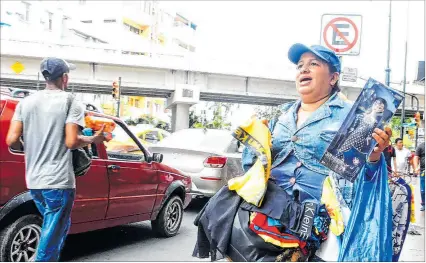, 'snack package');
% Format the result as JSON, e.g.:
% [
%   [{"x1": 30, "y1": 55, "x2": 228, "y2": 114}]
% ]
[
  {"x1": 82, "y1": 128, "x2": 114, "y2": 140},
  {"x1": 320, "y1": 78, "x2": 404, "y2": 182},
  {"x1": 85, "y1": 116, "x2": 116, "y2": 133}
]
